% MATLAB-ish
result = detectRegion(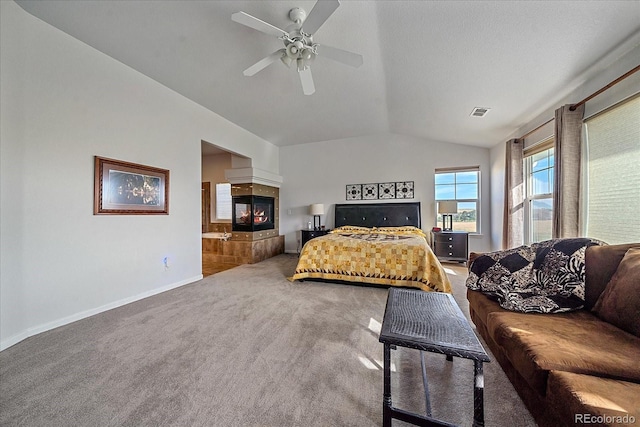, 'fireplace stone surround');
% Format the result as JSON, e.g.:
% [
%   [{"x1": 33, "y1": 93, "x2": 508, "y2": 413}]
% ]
[
  {"x1": 230, "y1": 183, "x2": 280, "y2": 241},
  {"x1": 202, "y1": 182, "x2": 283, "y2": 267}
]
